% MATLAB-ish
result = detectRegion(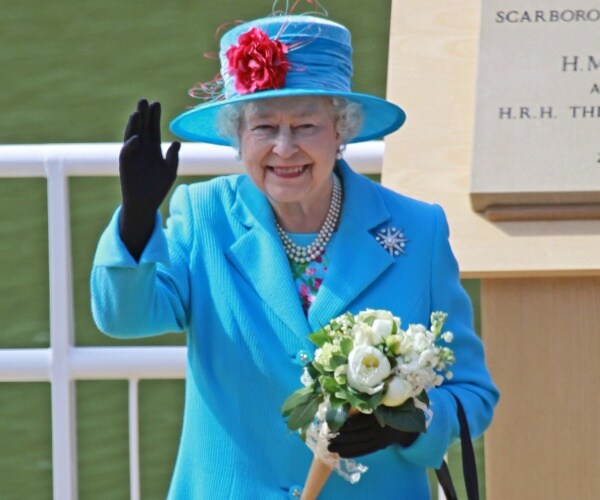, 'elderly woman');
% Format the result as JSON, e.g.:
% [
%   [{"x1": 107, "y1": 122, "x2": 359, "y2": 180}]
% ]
[{"x1": 91, "y1": 12, "x2": 498, "y2": 500}]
